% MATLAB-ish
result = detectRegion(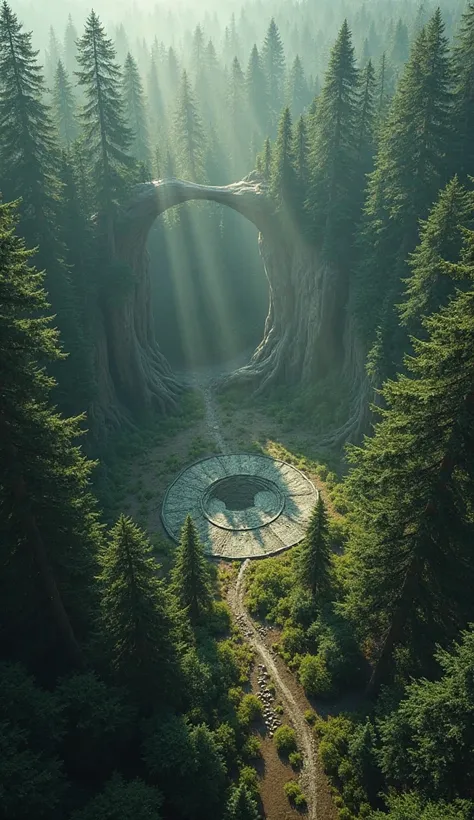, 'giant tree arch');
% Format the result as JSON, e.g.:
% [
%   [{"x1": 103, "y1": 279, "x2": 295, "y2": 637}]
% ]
[{"x1": 96, "y1": 172, "x2": 367, "y2": 441}]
